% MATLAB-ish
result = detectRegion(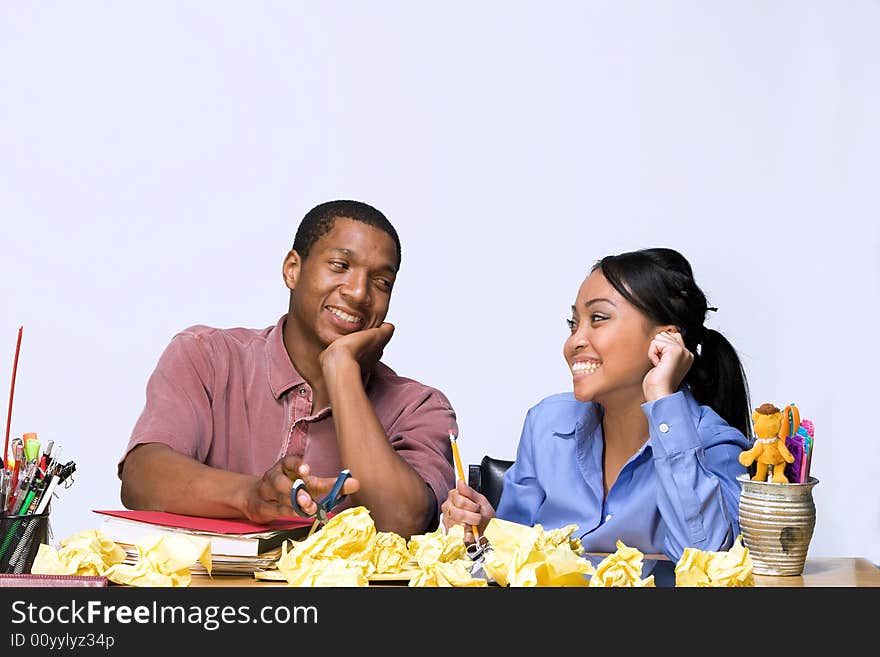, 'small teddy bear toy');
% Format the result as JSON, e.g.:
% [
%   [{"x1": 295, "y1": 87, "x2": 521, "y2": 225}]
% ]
[{"x1": 738, "y1": 403, "x2": 796, "y2": 483}]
